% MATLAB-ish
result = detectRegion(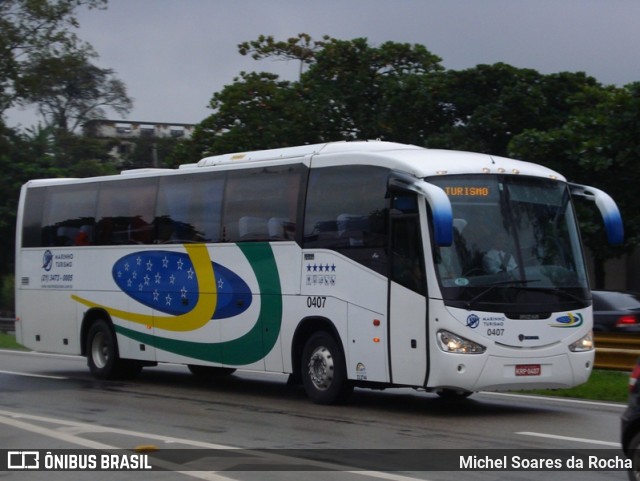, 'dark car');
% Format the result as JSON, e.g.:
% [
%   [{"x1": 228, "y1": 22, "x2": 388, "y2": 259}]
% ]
[
  {"x1": 592, "y1": 290, "x2": 640, "y2": 332},
  {"x1": 622, "y1": 360, "x2": 640, "y2": 480}
]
